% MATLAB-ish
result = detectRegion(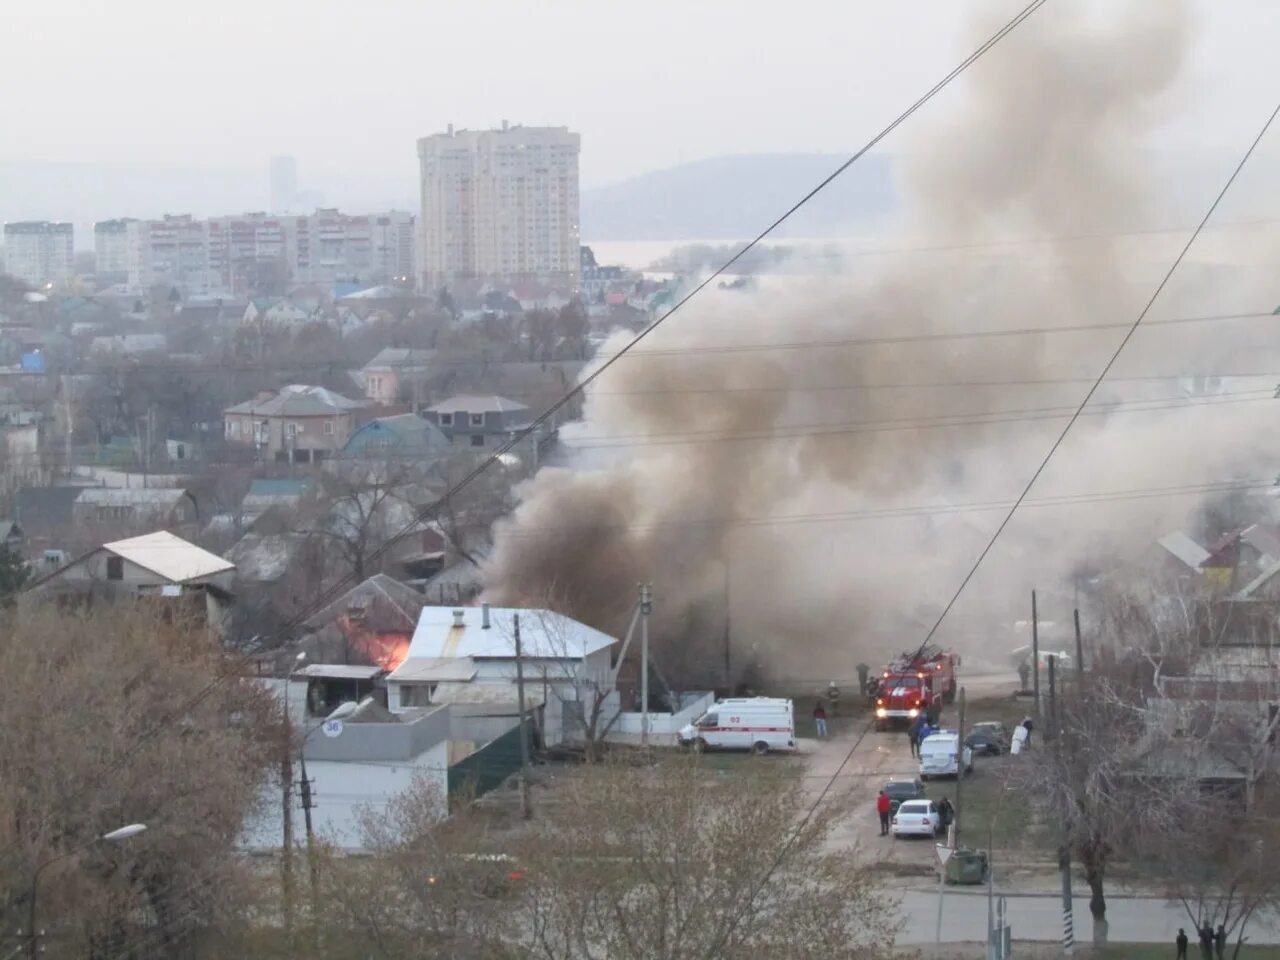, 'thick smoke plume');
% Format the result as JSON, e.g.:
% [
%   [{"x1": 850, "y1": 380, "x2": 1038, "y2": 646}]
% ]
[{"x1": 485, "y1": 1, "x2": 1280, "y2": 682}]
